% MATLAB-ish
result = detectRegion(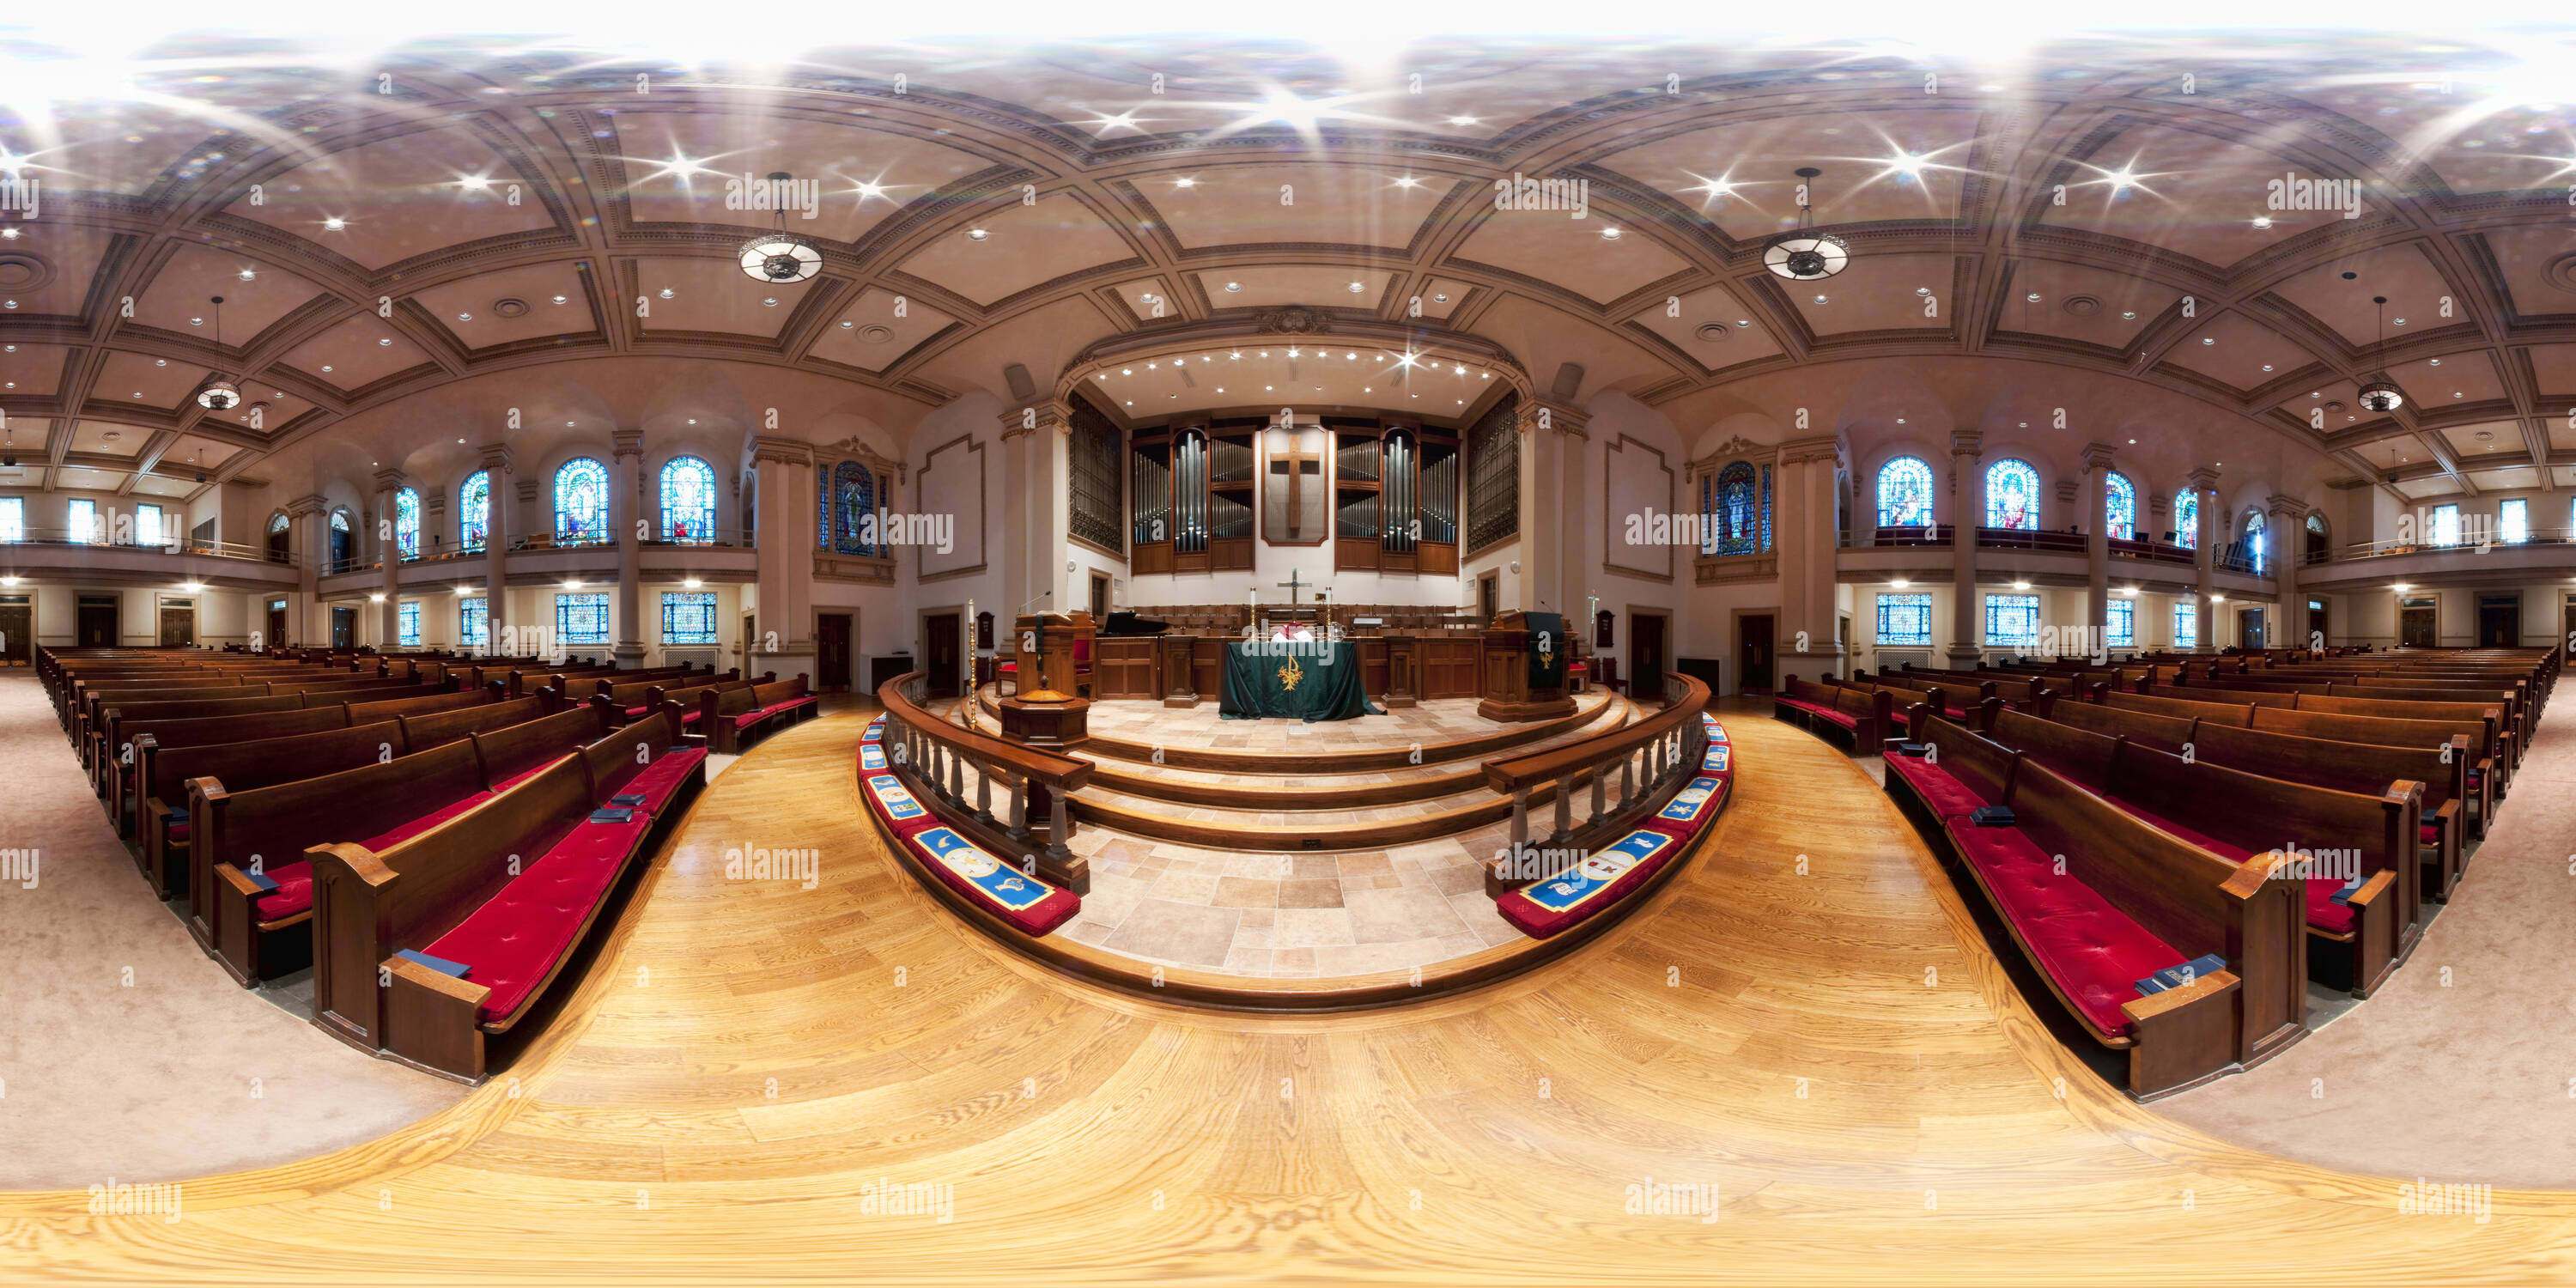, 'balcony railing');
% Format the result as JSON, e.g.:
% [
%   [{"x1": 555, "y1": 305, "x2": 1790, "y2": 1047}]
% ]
[
  {"x1": 2338, "y1": 529, "x2": 2576, "y2": 561},
  {"x1": 2, "y1": 529, "x2": 294, "y2": 566}
]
